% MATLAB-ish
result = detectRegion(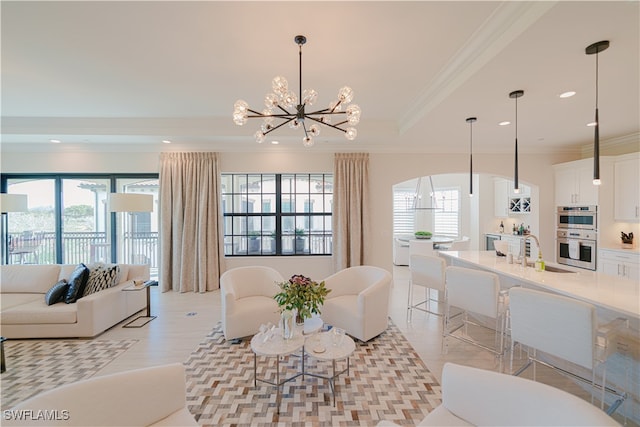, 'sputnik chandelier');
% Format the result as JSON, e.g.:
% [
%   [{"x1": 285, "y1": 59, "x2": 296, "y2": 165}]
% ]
[{"x1": 233, "y1": 35, "x2": 361, "y2": 147}]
